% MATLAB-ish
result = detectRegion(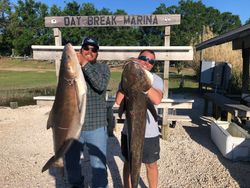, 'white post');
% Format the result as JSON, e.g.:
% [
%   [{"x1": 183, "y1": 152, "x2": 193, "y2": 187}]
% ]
[
  {"x1": 53, "y1": 28, "x2": 62, "y2": 78},
  {"x1": 162, "y1": 26, "x2": 171, "y2": 140},
  {"x1": 164, "y1": 26, "x2": 170, "y2": 98}
]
